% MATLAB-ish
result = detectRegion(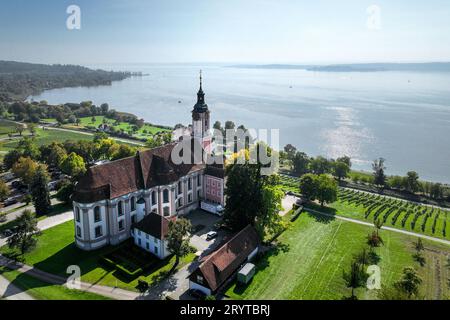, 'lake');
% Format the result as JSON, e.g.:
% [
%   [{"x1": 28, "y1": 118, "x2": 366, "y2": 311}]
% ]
[{"x1": 29, "y1": 63, "x2": 450, "y2": 183}]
